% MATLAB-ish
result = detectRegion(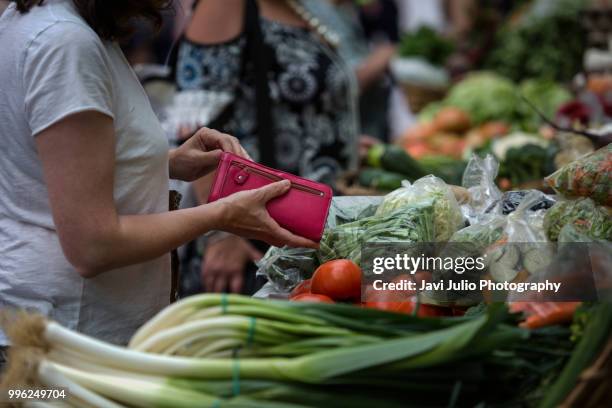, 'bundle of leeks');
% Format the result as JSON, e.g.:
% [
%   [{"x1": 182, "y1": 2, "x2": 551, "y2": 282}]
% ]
[{"x1": 0, "y1": 294, "x2": 549, "y2": 408}]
